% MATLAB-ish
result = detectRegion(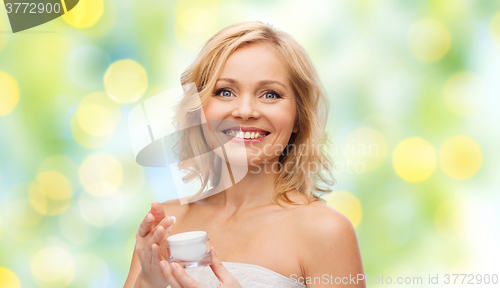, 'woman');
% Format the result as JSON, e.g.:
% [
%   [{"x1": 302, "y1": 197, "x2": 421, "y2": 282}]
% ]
[{"x1": 124, "y1": 21, "x2": 365, "y2": 288}]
